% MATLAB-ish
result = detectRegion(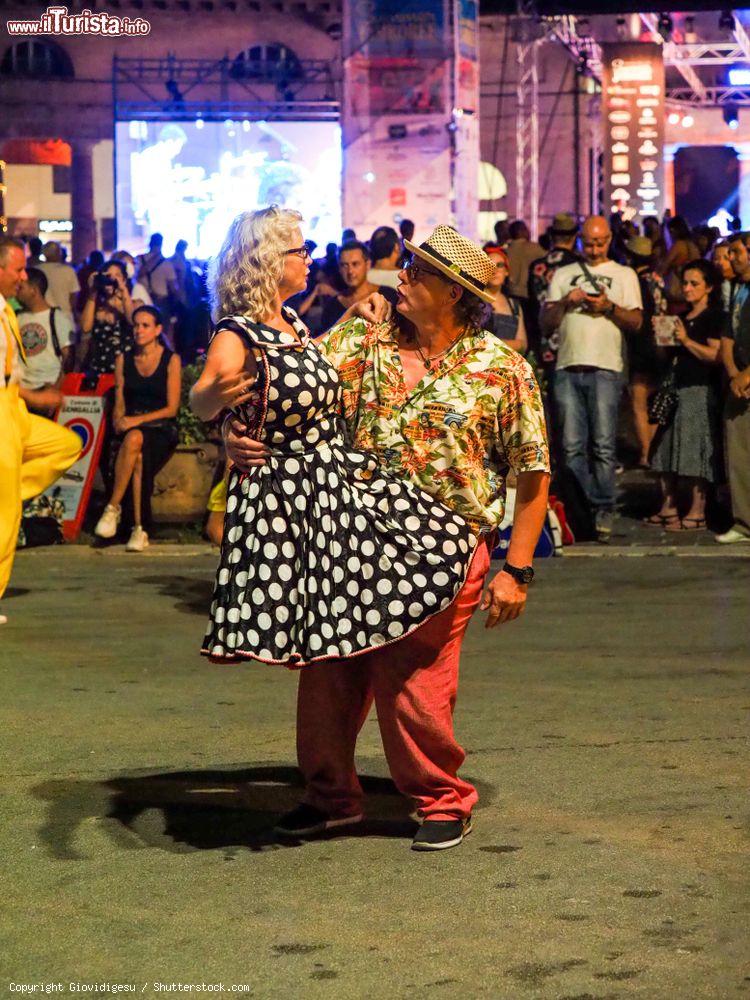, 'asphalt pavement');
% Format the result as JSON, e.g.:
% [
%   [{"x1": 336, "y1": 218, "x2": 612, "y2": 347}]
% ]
[{"x1": 2, "y1": 545, "x2": 748, "y2": 1000}]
